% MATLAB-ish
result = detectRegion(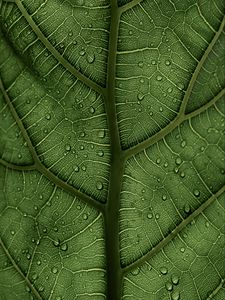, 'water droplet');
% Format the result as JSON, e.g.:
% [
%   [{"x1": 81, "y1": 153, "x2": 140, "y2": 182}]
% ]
[
  {"x1": 131, "y1": 267, "x2": 140, "y2": 276},
  {"x1": 79, "y1": 49, "x2": 86, "y2": 56},
  {"x1": 137, "y1": 92, "x2": 145, "y2": 101},
  {"x1": 184, "y1": 203, "x2": 191, "y2": 213},
  {"x1": 11, "y1": 230, "x2": 15, "y2": 235},
  {"x1": 160, "y1": 267, "x2": 168, "y2": 275},
  {"x1": 98, "y1": 129, "x2": 105, "y2": 138},
  {"x1": 37, "y1": 260, "x2": 41, "y2": 265},
  {"x1": 89, "y1": 106, "x2": 95, "y2": 114},
  {"x1": 86, "y1": 53, "x2": 95, "y2": 64},
  {"x1": 97, "y1": 150, "x2": 104, "y2": 157},
  {"x1": 155, "y1": 213, "x2": 160, "y2": 220},
  {"x1": 18, "y1": 154, "x2": 22, "y2": 159},
  {"x1": 180, "y1": 171, "x2": 185, "y2": 178},
  {"x1": 180, "y1": 247, "x2": 185, "y2": 253},
  {"x1": 165, "y1": 281, "x2": 173, "y2": 291},
  {"x1": 171, "y1": 291, "x2": 180, "y2": 300},
  {"x1": 138, "y1": 61, "x2": 144, "y2": 68},
  {"x1": 147, "y1": 213, "x2": 153, "y2": 219},
  {"x1": 46, "y1": 114, "x2": 51, "y2": 120},
  {"x1": 151, "y1": 60, "x2": 156, "y2": 65},
  {"x1": 52, "y1": 266, "x2": 58, "y2": 274},
  {"x1": 171, "y1": 274, "x2": 179, "y2": 285},
  {"x1": 205, "y1": 221, "x2": 210, "y2": 228},
  {"x1": 156, "y1": 75, "x2": 162, "y2": 81},
  {"x1": 175, "y1": 157, "x2": 182, "y2": 165},
  {"x1": 26, "y1": 254, "x2": 31, "y2": 260},
  {"x1": 83, "y1": 213, "x2": 88, "y2": 220},
  {"x1": 165, "y1": 60, "x2": 171, "y2": 66},
  {"x1": 96, "y1": 181, "x2": 103, "y2": 190},
  {"x1": 73, "y1": 165, "x2": 79, "y2": 172},
  {"x1": 38, "y1": 285, "x2": 44, "y2": 292},
  {"x1": 65, "y1": 144, "x2": 71, "y2": 151},
  {"x1": 181, "y1": 140, "x2": 186, "y2": 148},
  {"x1": 162, "y1": 195, "x2": 167, "y2": 201},
  {"x1": 60, "y1": 243, "x2": 68, "y2": 251},
  {"x1": 25, "y1": 286, "x2": 31, "y2": 292},
  {"x1": 193, "y1": 189, "x2": 200, "y2": 197},
  {"x1": 53, "y1": 239, "x2": 60, "y2": 247},
  {"x1": 168, "y1": 87, "x2": 173, "y2": 93},
  {"x1": 156, "y1": 158, "x2": 161, "y2": 164}
]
